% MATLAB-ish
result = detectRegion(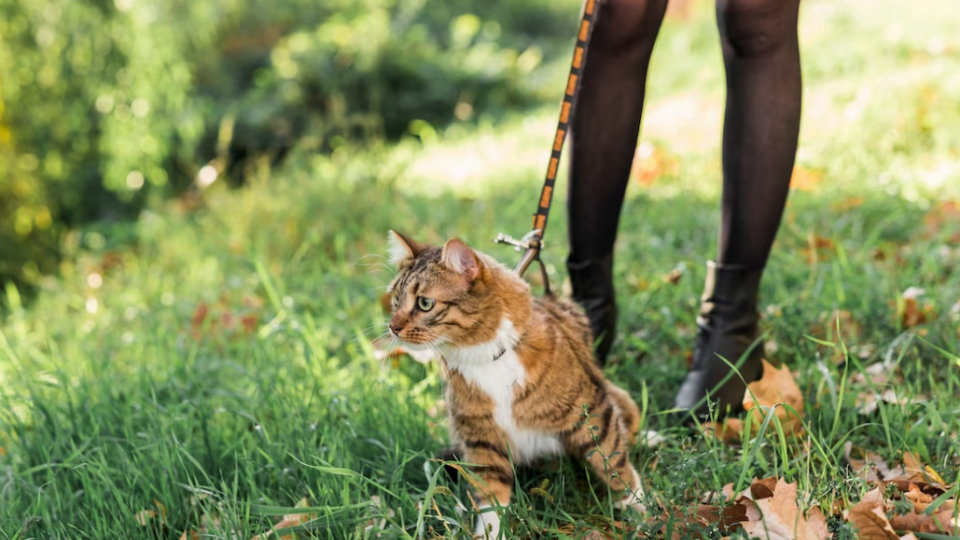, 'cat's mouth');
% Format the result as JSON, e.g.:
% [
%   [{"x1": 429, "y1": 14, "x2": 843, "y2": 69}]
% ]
[{"x1": 397, "y1": 340, "x2": 432, "y2": 351}]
